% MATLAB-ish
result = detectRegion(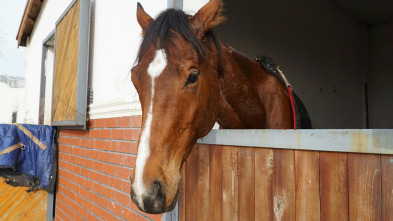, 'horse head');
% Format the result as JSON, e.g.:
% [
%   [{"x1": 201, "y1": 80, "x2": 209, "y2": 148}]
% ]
[{"x1": 130, "y1": 0, "x2": 224, "y2": 214}]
